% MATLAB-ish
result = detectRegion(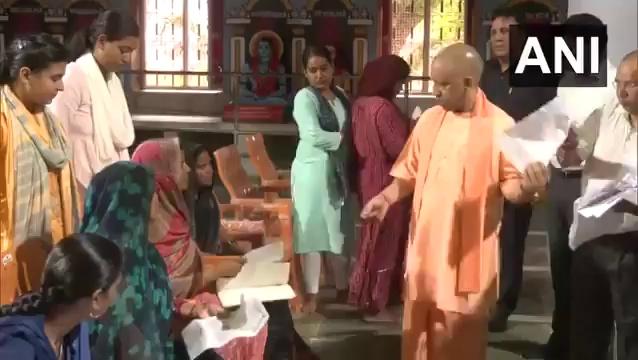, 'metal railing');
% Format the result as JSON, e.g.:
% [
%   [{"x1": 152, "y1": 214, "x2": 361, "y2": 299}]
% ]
[
  {"x1": 122, "y1": 69, "x2": 431, "y2": 103},
  {"x1": 122, "y1": 69, "x2": 432, "y2": 142}
]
